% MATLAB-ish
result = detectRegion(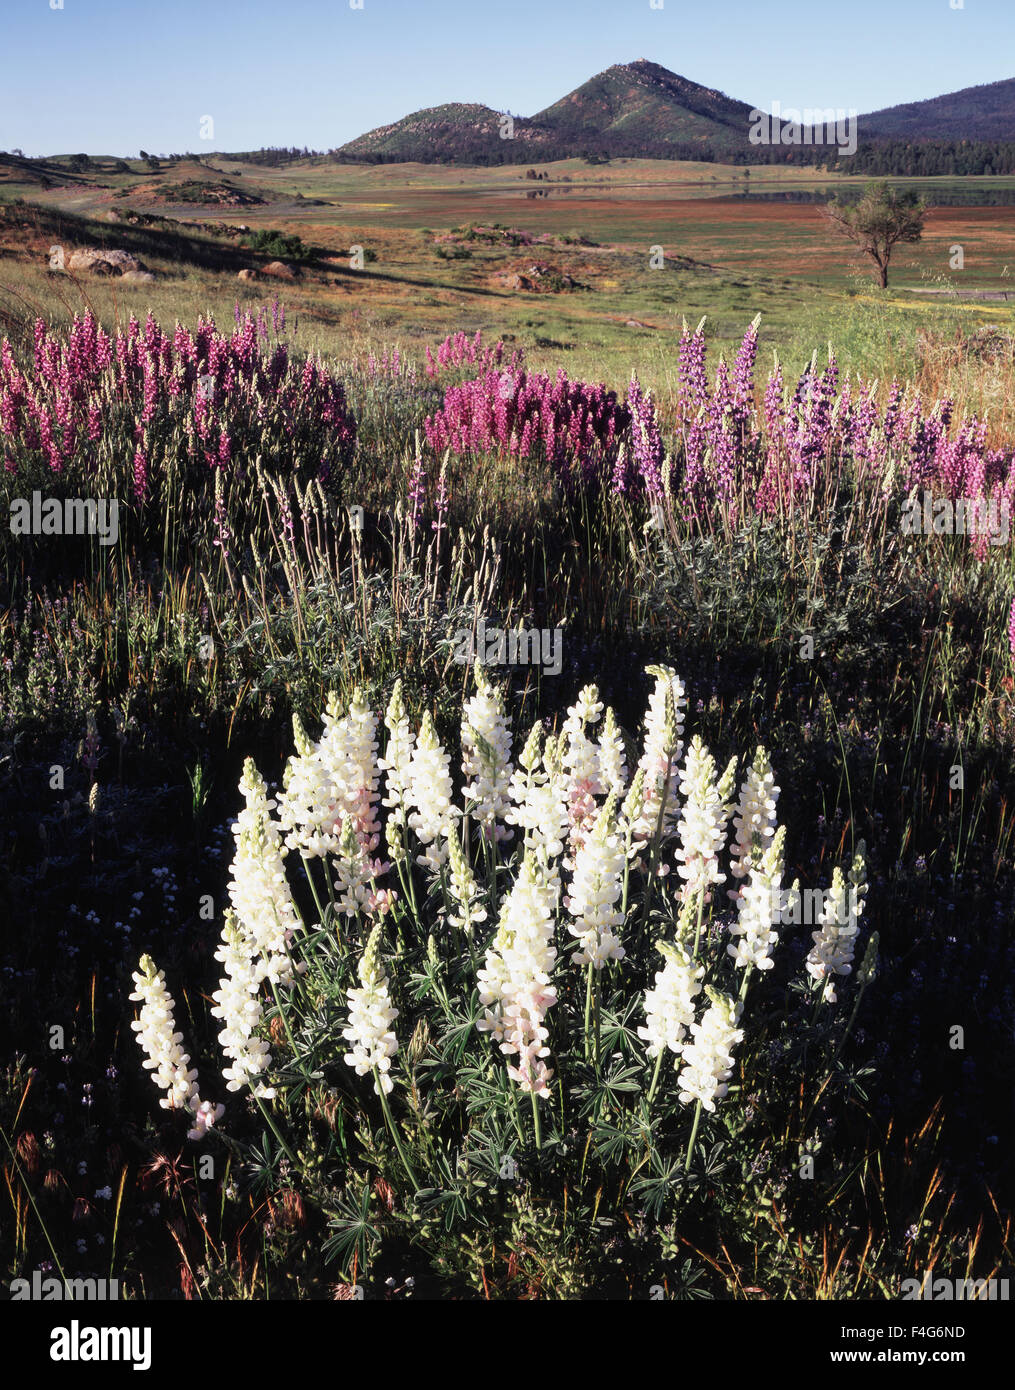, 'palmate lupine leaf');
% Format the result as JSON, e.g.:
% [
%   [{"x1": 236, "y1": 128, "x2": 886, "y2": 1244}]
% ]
[{"x1": 322, "y1": 1182, "x2": 381, "y2": 1269}]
